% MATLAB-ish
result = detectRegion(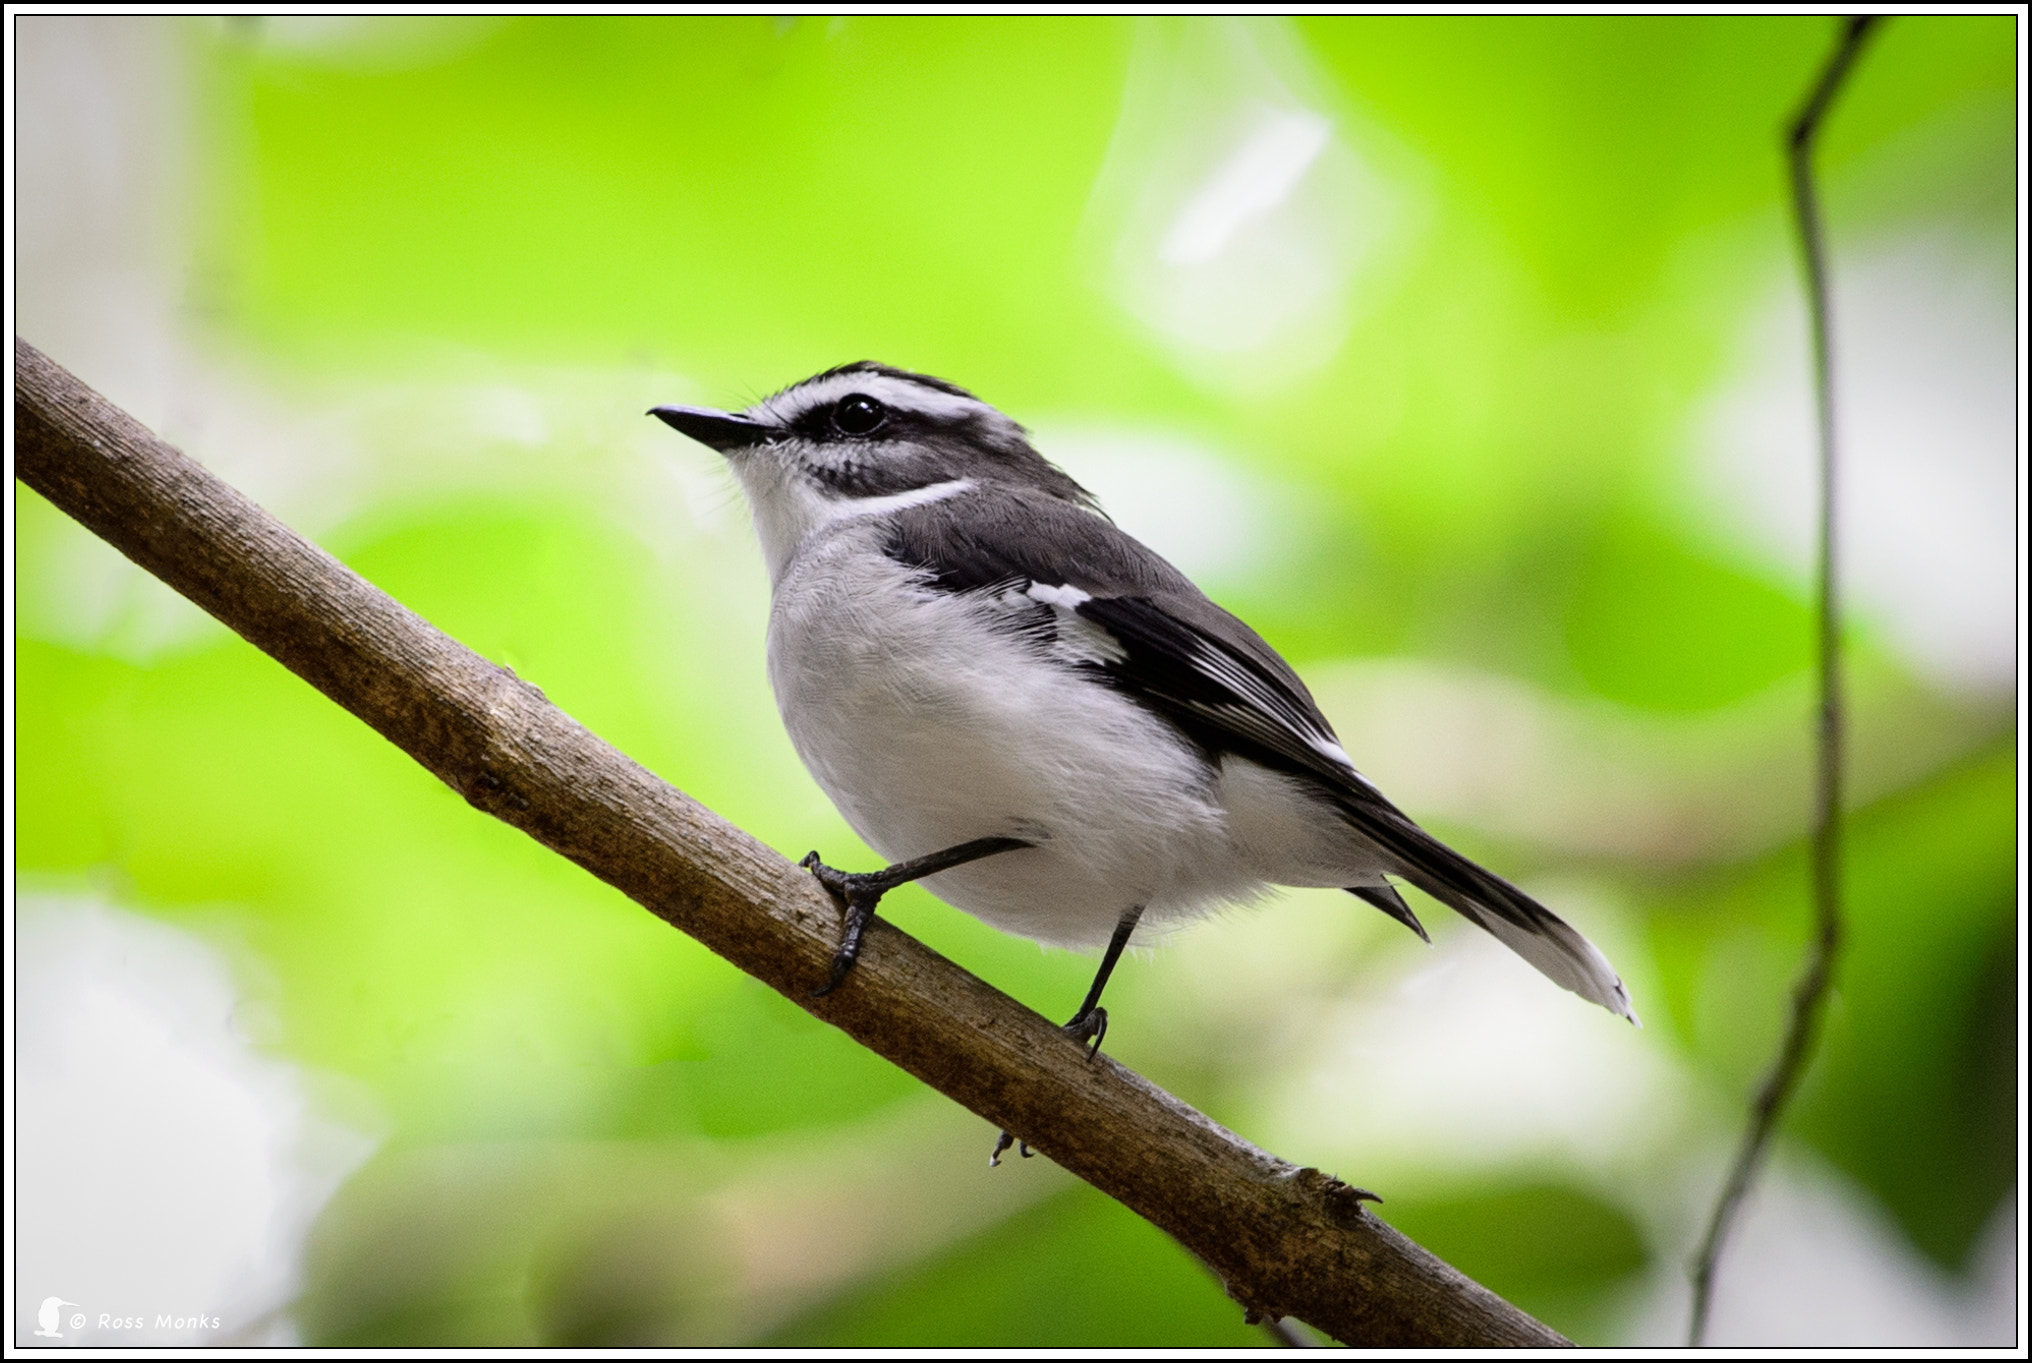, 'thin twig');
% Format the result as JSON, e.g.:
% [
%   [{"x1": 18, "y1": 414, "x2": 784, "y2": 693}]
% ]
[
  {"x1": 13, "y1": 337, "x2": 1571, "y2": 1348},
  {"x1": 1686, "y1": 16, "x2": 1880, "y2": 1346}
]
